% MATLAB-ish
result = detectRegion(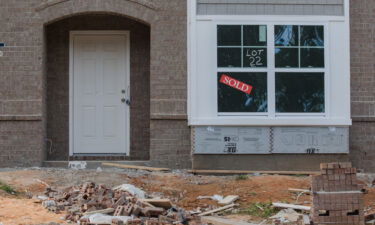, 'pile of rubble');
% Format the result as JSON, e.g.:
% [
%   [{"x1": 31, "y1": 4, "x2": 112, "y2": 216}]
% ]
[{"x1": 34, "y1": 182, "x2": 201, "y2": 225}]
